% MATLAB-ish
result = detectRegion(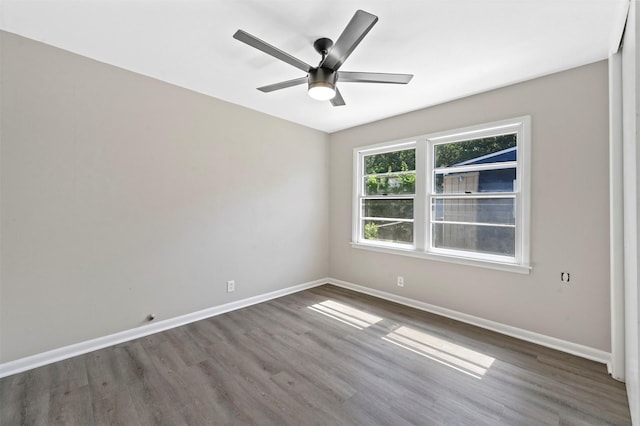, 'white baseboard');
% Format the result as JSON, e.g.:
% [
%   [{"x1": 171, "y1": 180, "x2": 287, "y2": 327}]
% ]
[
  {"x1": 1, "y1": 276, "x2": 612, "y2": 378},
  {"x1": 0, "y1": 278, "x2": 327, "y2": 379},
  {"x1": 327, "y1": 278, "x2": 611, "y2": 365}
]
